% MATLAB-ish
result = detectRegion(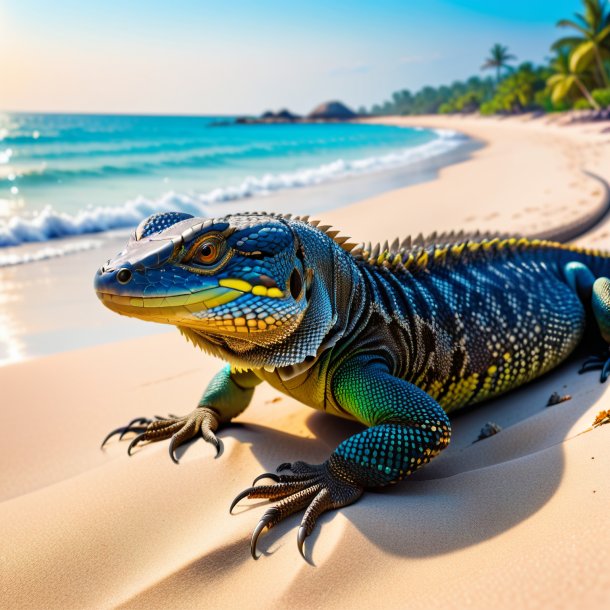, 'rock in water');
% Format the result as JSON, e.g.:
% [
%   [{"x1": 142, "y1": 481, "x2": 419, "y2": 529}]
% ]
[{"x1": 307, "y1": 101, "x2": 358, "y2": 120}]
